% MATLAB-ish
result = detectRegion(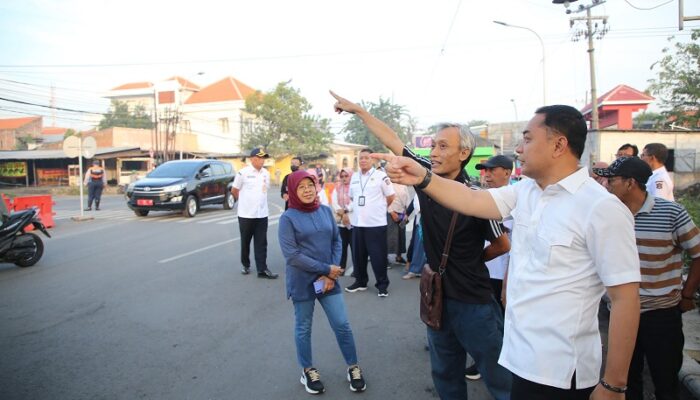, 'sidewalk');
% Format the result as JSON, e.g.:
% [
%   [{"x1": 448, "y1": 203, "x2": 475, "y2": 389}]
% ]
[{"x1": 682, "y1": 309, "x2": 700, "y2": 398}]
